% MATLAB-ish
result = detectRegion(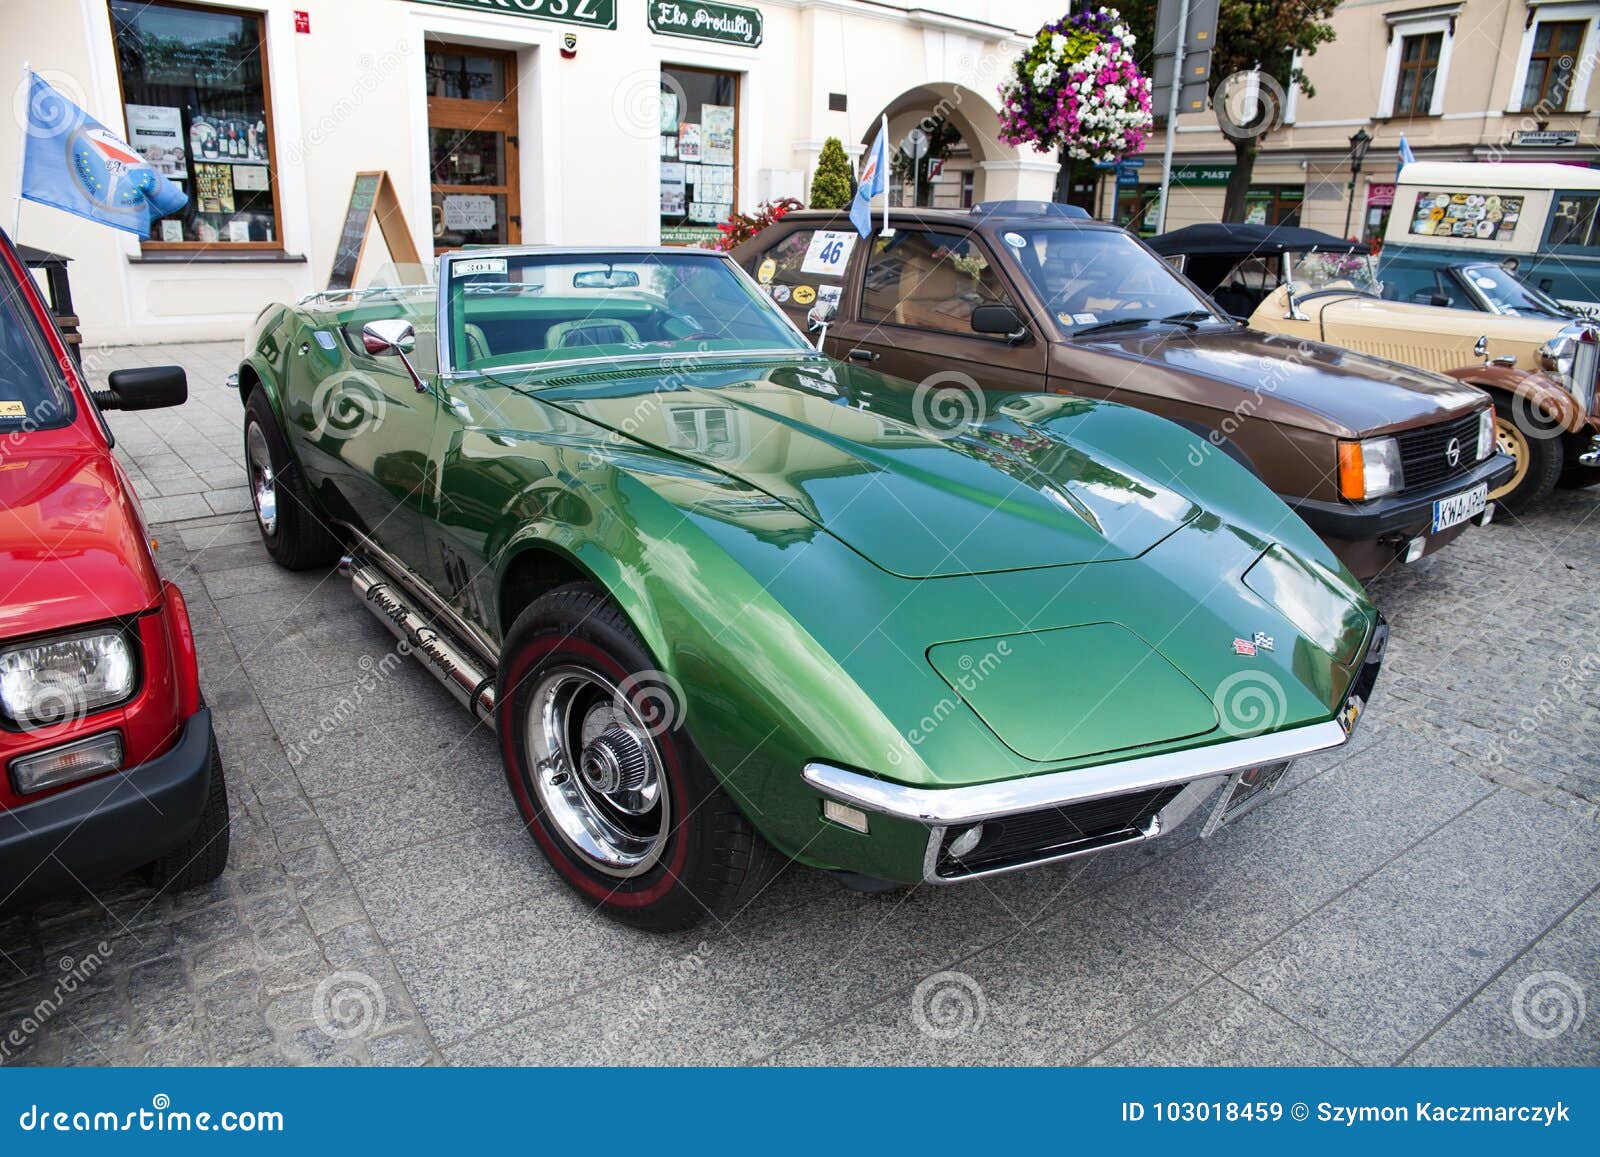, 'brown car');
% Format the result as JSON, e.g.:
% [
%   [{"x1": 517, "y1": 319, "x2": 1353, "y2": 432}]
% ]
[{"x1": 733, "y1": 204, "x2": 1514, "y2": 579}]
